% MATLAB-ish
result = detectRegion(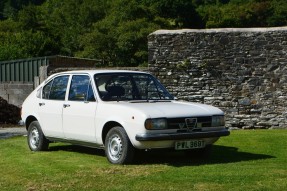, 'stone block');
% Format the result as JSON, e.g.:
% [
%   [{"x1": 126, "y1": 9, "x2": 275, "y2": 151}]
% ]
[
  {"x1": 0, "y1": 94, "x2": 9, "y2": 101},
  {"x1": 238, "y1": 97, "x2": 251, "y2": 106}
]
